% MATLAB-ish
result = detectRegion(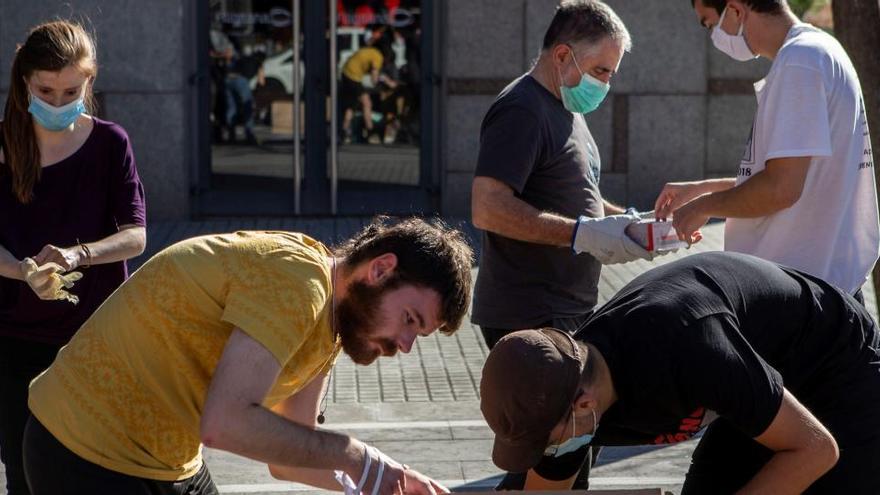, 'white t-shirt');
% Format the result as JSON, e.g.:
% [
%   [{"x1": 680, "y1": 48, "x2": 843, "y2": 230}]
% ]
[{"x1": 725, "y1": 24, "x2": 879, "y2": 294}]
